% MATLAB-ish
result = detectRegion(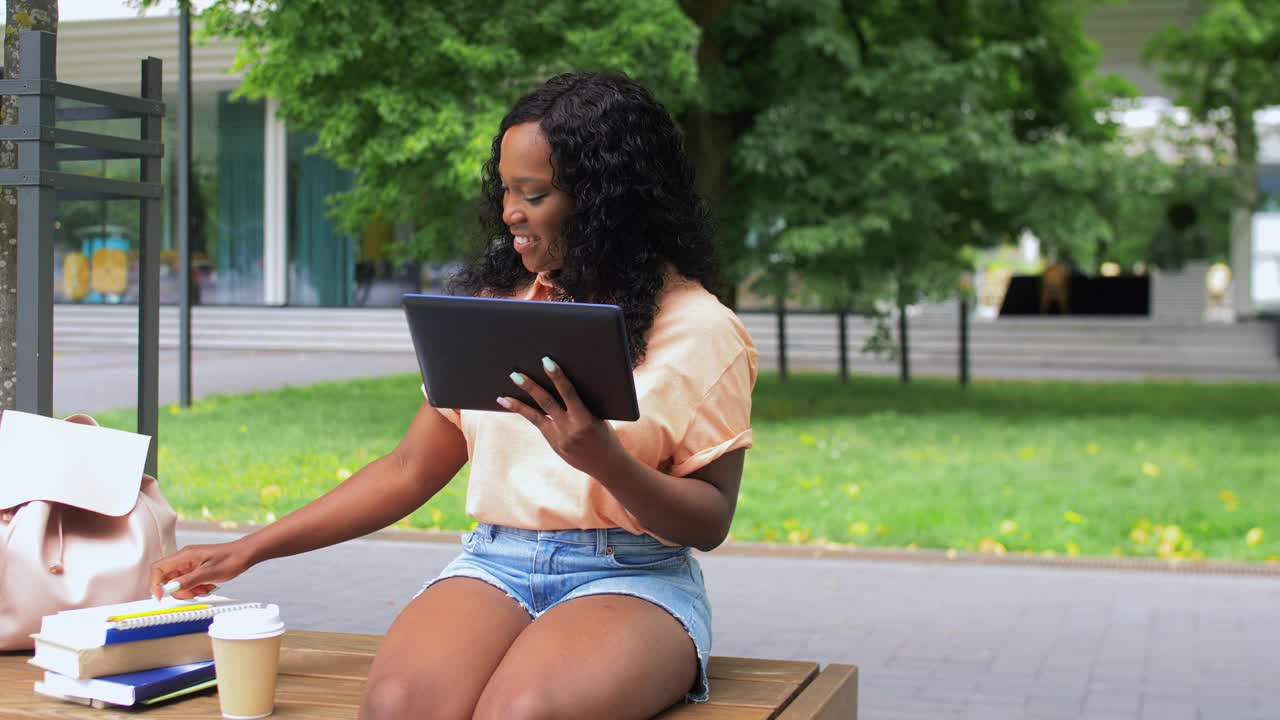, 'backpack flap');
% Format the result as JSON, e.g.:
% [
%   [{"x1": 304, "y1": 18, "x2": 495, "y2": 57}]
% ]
[{"x1": 0, "y1": 411, "x2": 152, "y2": 517}]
